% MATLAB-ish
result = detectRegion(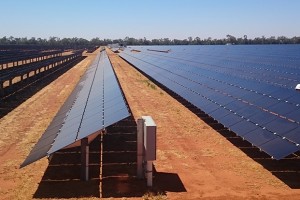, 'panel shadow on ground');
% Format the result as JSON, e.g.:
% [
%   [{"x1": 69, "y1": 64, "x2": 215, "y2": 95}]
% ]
[
  {"x1": 101, "y1": 117, "x2": 141, "y2": 197},
  {"x1": 102, "y1": 116, "x2": 186, "y2": 198},
  {"x1": 33, "y1": 116, "x2": 186, "y2": 198},
  {"x1": 33, "y1": 136, "x2": 100, "y2": 199},
  {"x1": 217, "y1": 129, "x2": 300, "y2": 189}
]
